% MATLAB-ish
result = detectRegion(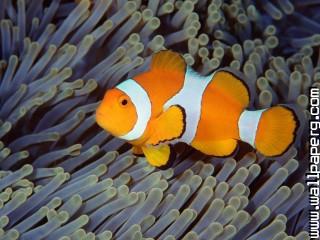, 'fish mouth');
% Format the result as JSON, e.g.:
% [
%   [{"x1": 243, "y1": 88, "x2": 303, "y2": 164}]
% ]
[
  {"x1": 96, "y1": 112, "x2": 104, "y2": 117},
  {"x1": 95, "y1": 109, "x2": 106, "y2": 119},
  {"x1": 95, "y1": 111, "x2": 107, "y2": 126}
]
